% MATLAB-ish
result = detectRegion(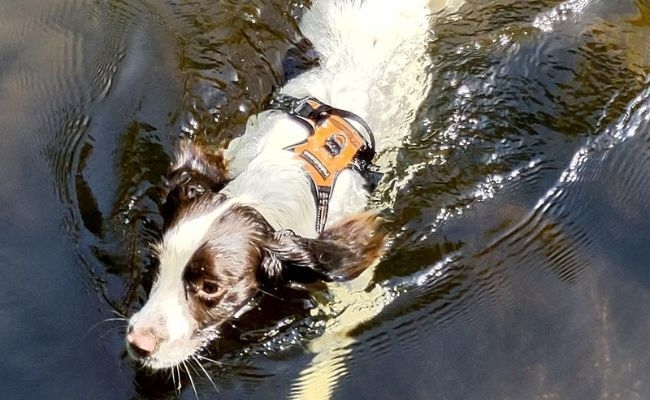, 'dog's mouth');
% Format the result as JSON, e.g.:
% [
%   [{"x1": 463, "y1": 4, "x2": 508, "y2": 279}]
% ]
[{"x1": 125, "y1": 290, "x2": 262, "y2": 370}]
